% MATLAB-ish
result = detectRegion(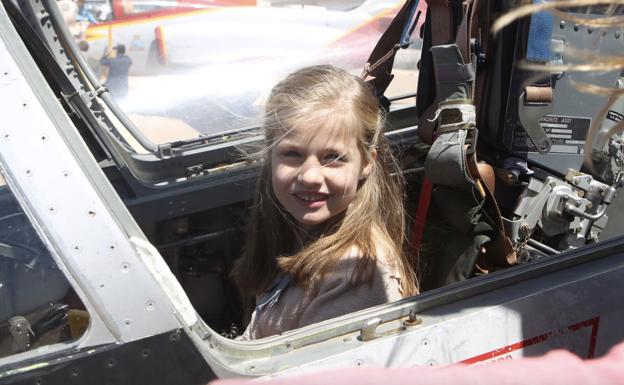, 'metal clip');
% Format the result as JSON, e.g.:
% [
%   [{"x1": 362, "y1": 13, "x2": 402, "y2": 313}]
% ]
[
  {"x1": 9, "y1": 316, "x2": 32, "y2": 352},
  {"x1": 465, "y1": 128, "x2": 479, "y2": 156},
  {"x1": 437, "y1": 100, "x2": 477, "y2": 134},
  {"x1": 359, "y1": 318, "x2": 382, "y2": 342},
  {"x1": 158, "y1": 143, "x2": 173, "y2": 158}
]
